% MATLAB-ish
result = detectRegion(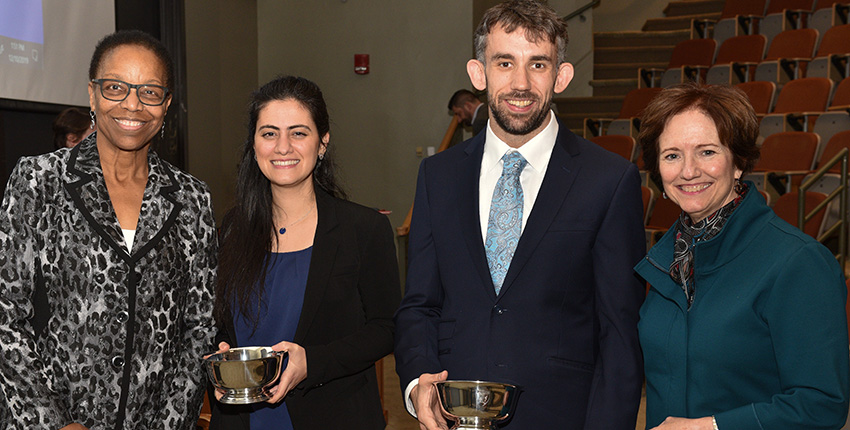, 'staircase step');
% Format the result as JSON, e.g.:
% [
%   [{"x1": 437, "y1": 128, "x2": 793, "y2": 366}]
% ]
[
  {"x1": 553, "y1": 95, "x2": 626, "y2": 116},
  {"x1": 595, "y1": 45, "x2": 675, "y2": 65},
  {"x1": 663, "y1": 0, "x2": 725, "y2": 18},
  {"x1": 642, "y1": 12, "x2": 721, "y2": 32},
  {"x1": 594, "y1": 62, "x2": 668, "y2": 80},
  {"x1": 590, "y1": 79, "x2": 640, "y2": 97},
  {"x1": 594, "y1": 29, "x2": 691, "y2": 48}
]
